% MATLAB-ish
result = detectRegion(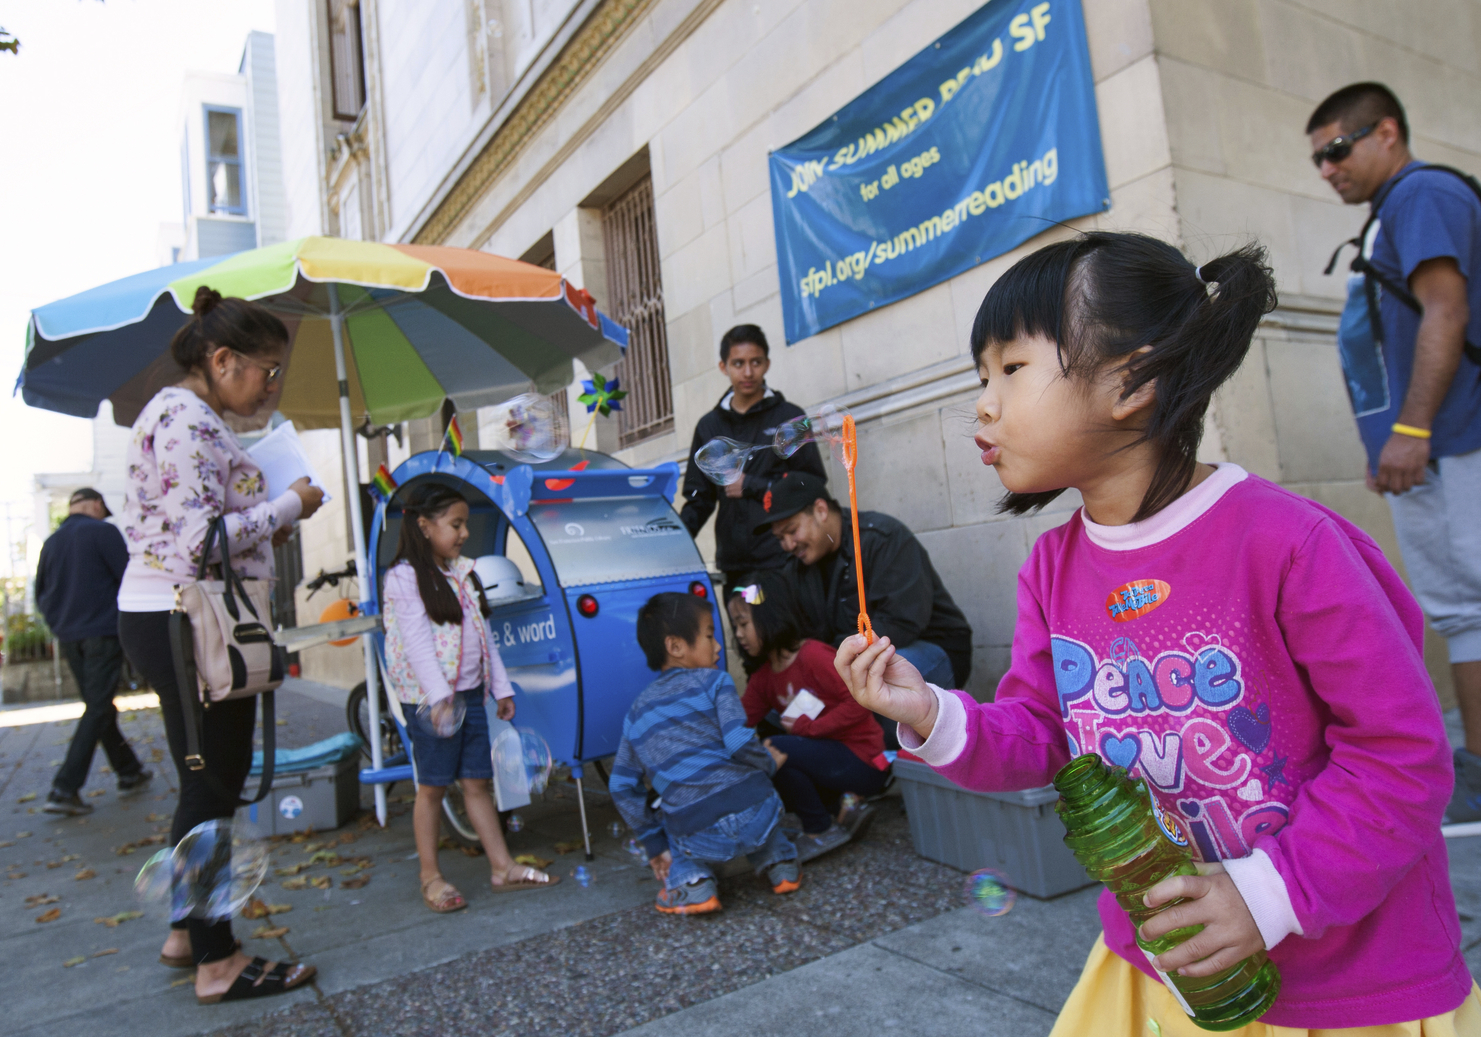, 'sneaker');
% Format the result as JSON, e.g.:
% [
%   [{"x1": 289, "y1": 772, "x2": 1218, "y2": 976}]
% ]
[
  {"x1": 655, "y1": 877, "x2": 721, "y2": 915},
  {"x1": 841, "y1": 803, "x2": 877, "y2": 842},
  {"x1": 795, "y1": 823, "x2": 850, "y2": 863},
  {"x1": 1447, "y1": 749, "x2": 1481, "y2": 824},
  {"x1": 42, "y1": 790, "x2": 93, "y2": 816},
  {"x1": 766, "y1": 859, "x2": 801, "y2": 895},
  {"x1": 117, "y1": 768, "x2": 154, "y2": 794}
]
